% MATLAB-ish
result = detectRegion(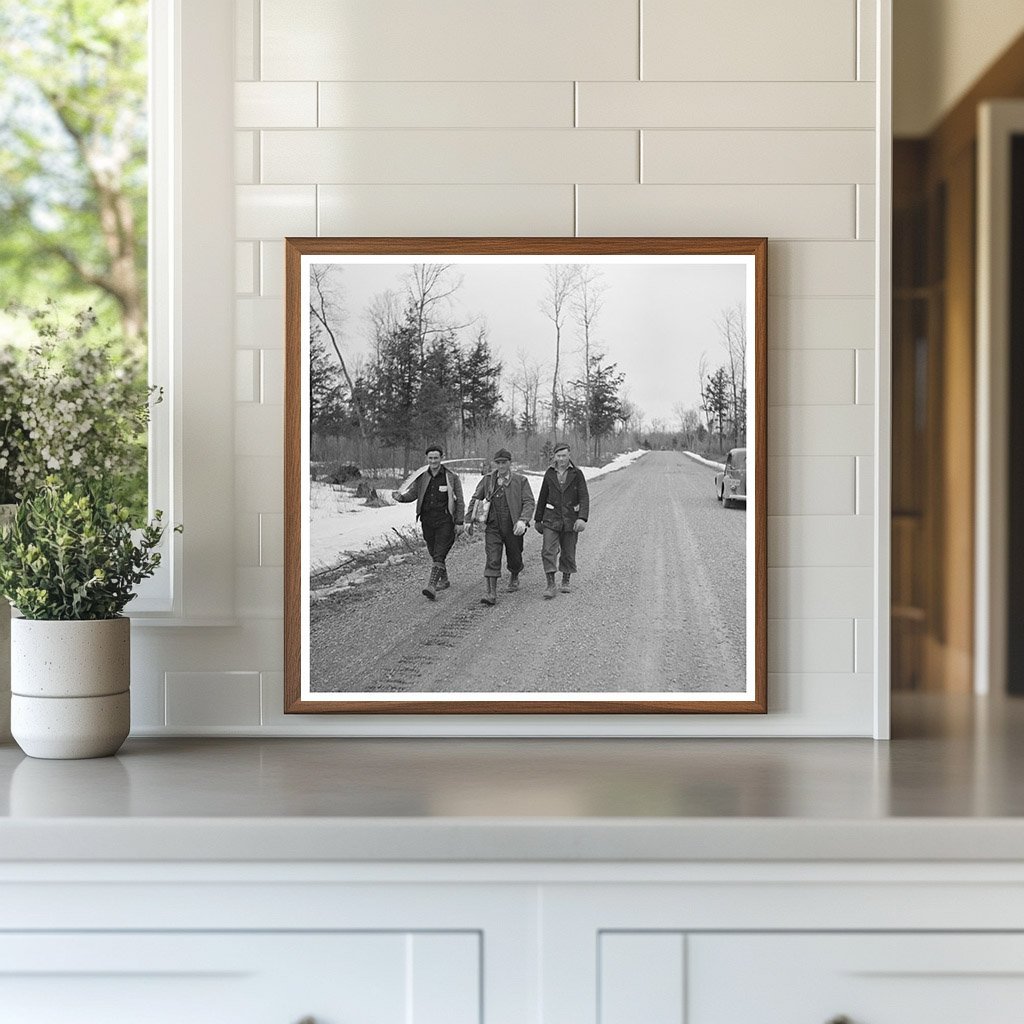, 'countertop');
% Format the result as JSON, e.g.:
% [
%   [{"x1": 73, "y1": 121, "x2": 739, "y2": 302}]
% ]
[{"x1": 2, "y1": 693, "x2": 1024, "y2": 862}]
